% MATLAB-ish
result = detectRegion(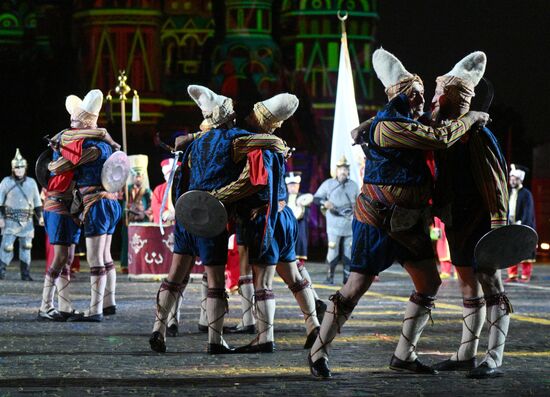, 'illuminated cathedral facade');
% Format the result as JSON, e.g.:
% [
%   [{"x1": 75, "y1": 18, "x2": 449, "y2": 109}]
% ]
[{"x1": 0, "y1": 0, "x2": 378, "y2": 191}]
